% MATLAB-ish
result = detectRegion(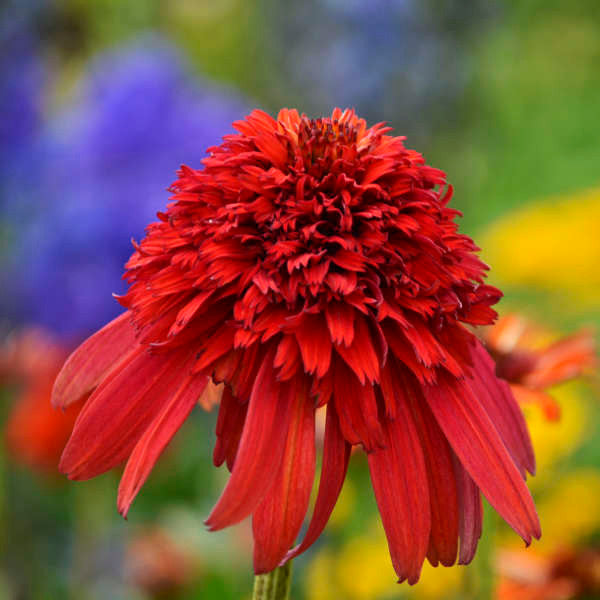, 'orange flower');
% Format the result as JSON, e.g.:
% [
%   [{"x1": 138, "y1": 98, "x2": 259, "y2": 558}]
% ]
[
  {"x1": 483, "y1": 314, "x2": 596, "y2": 420},
  {"x1": 496, "y1": 547, "x2": 600, "y2": 600},
  {"x1": 3, "y1": 329, "x2": 82, "y2": 474}
]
